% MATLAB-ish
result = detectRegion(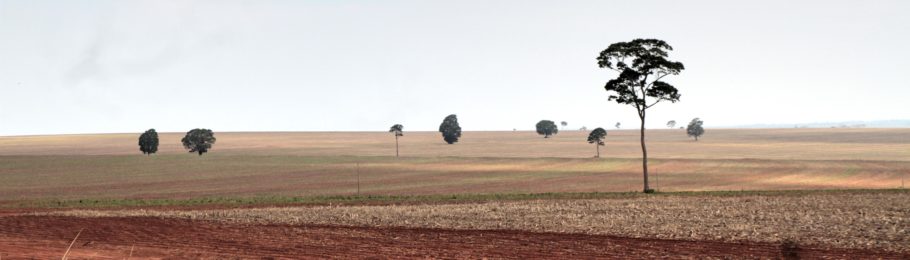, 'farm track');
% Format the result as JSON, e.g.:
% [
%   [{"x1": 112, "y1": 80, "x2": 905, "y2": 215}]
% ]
[{"x1": 1, "y1": 215, "x2": 908, "y2": 259}]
